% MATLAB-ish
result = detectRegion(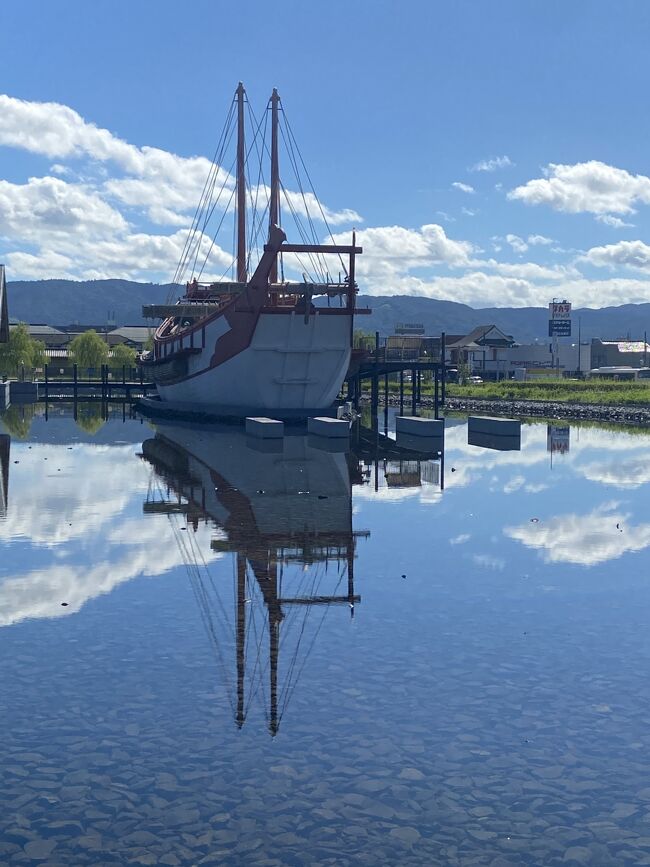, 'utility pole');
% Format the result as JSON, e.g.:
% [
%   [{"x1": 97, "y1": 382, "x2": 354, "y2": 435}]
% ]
[{"x1": 577, "y1": 317, "x2": 582, "y2": 377}]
